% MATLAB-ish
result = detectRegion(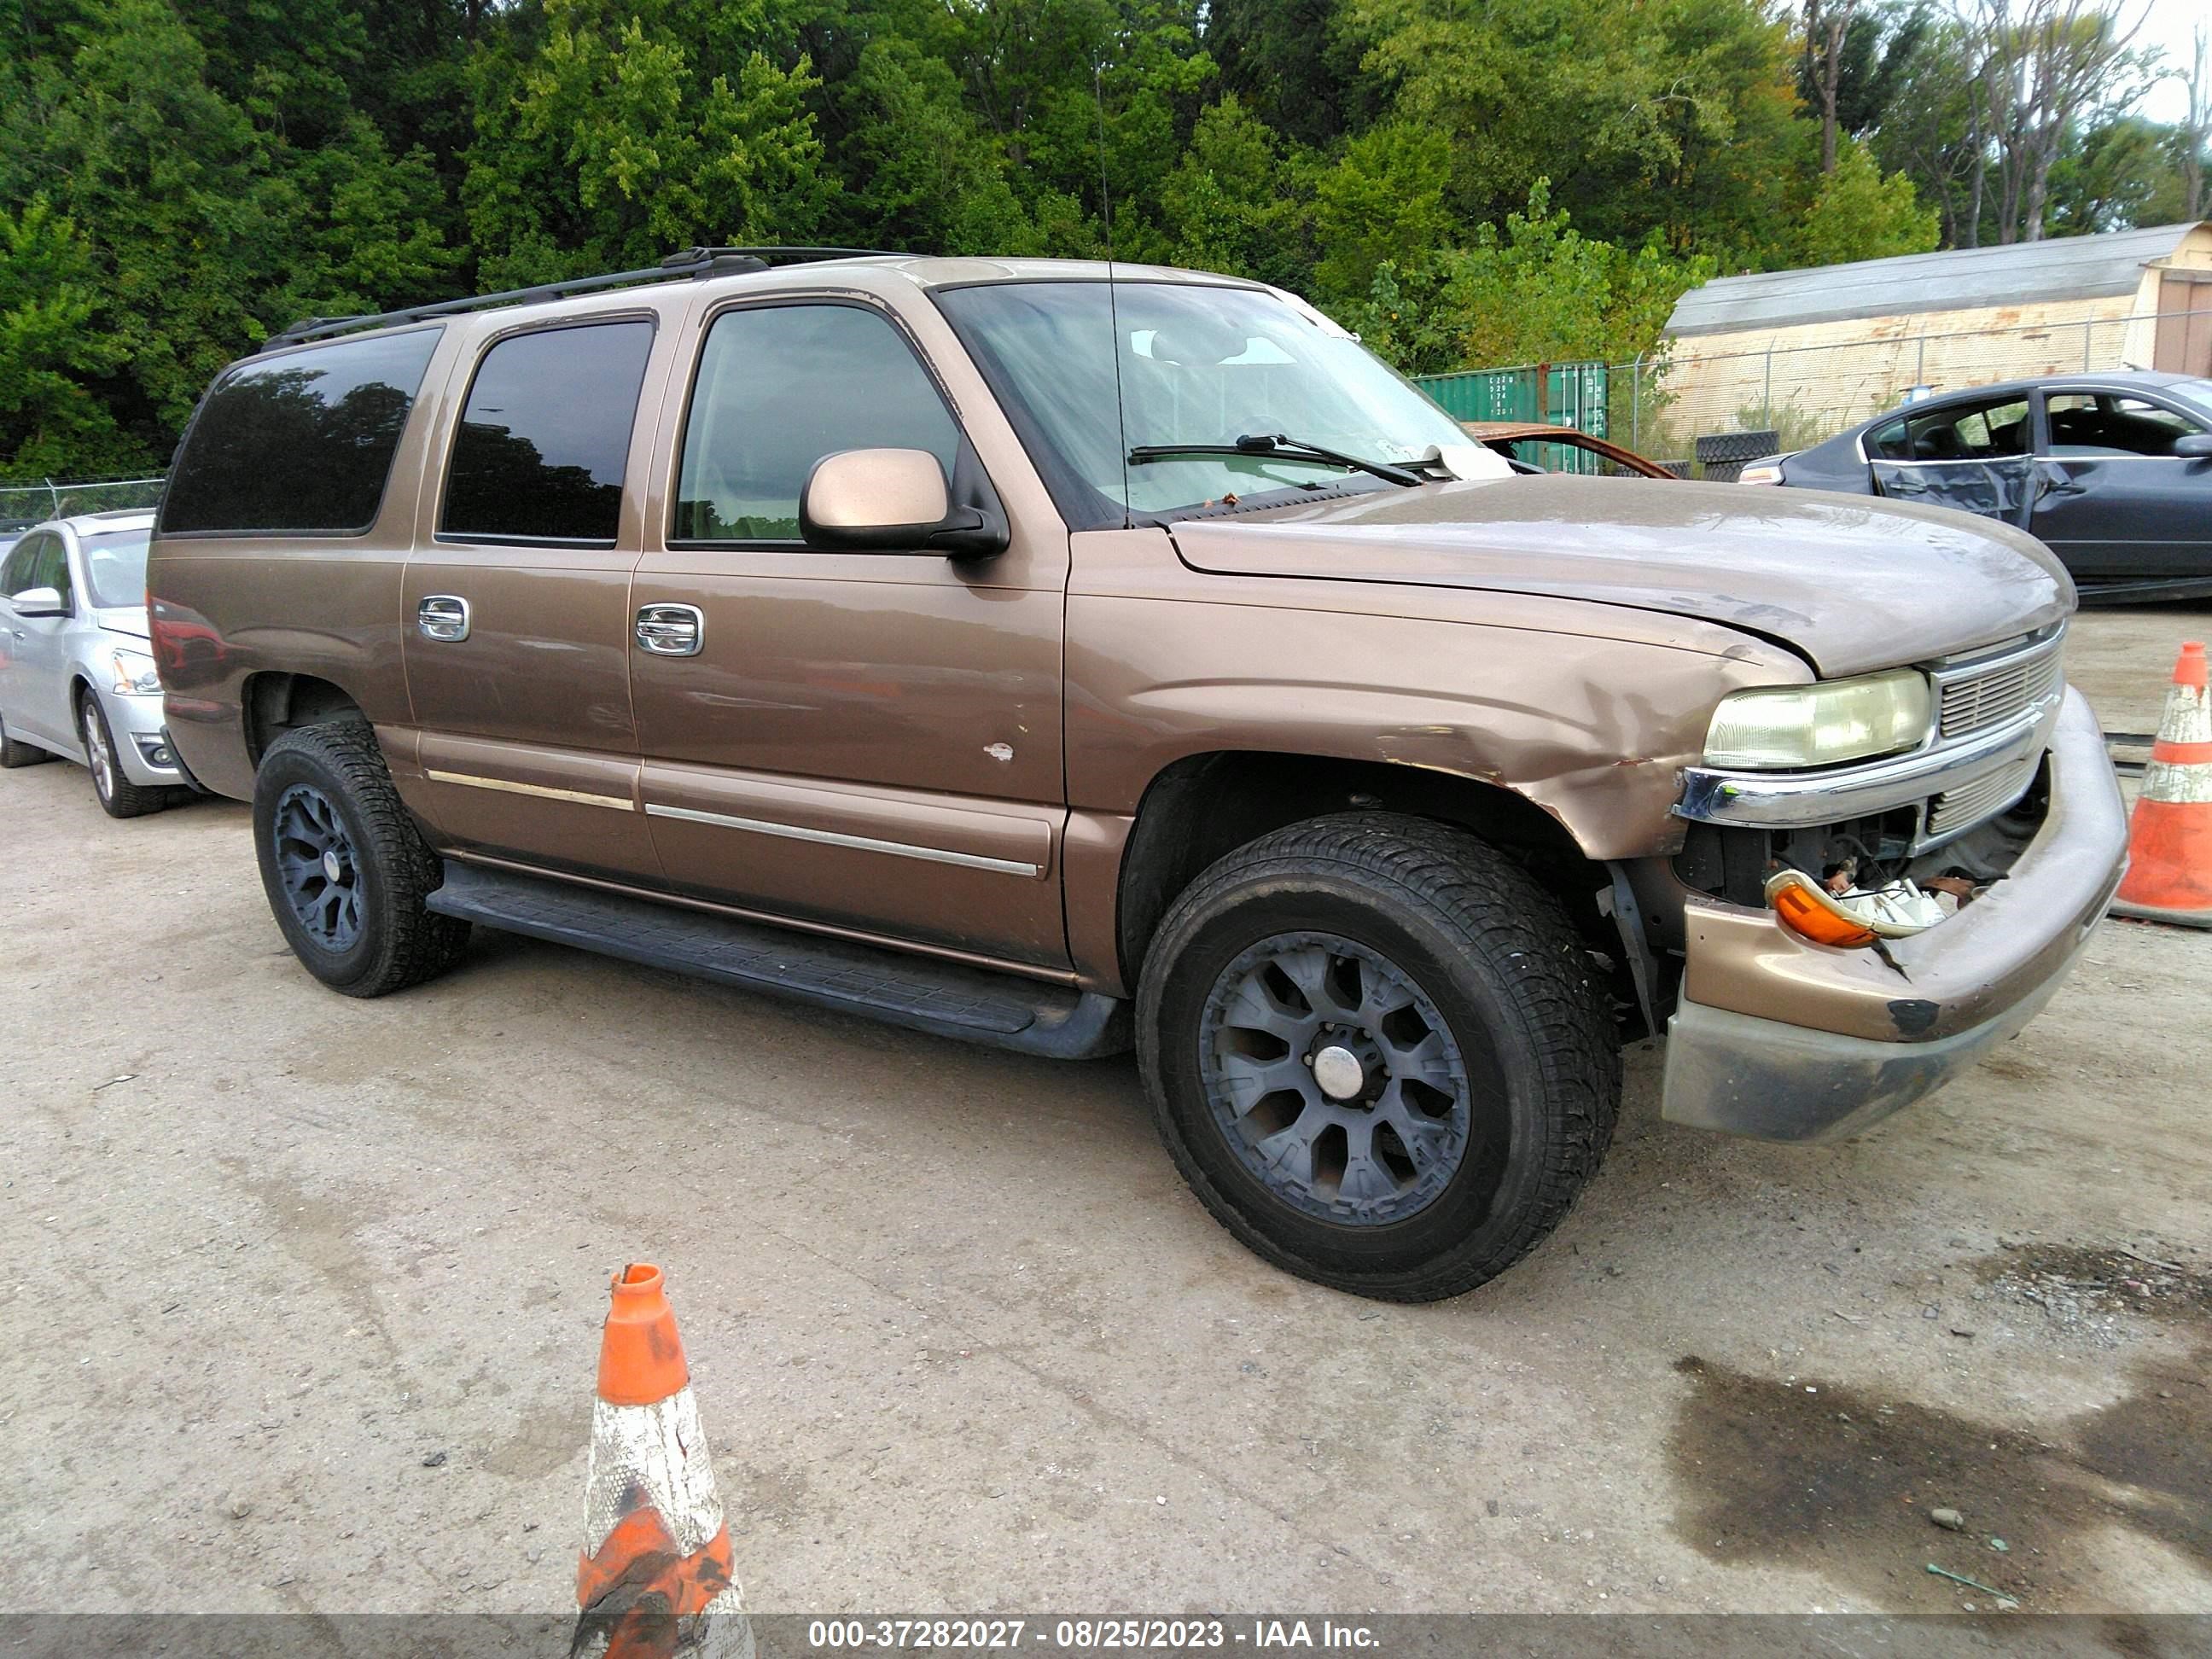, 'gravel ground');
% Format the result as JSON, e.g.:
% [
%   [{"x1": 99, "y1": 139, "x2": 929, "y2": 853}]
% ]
[{"x1": 0, "y1": 605, "x2": 2207, "y2": 1619}]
